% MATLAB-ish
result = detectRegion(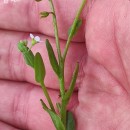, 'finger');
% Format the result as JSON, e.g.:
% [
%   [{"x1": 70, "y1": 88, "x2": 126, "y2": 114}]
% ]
[
  {"x1": 0, "y1": 121, "x2": 21, "y2": 130},
  {"x1": 0, "y1": 0, "x2": 89, "y2": 41},
  {"x1": 0, "y1": 80, "x2": 78, "y2": 130},
  {"x1": 76, "y1": 0, "x2": 130, "y2": 129},
  {"x1": 0, "y1": 80, "x2": 57, "y2": 129},
  {"x1": 0, "y1": 30, "x2": 86, "y2": 89}
]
